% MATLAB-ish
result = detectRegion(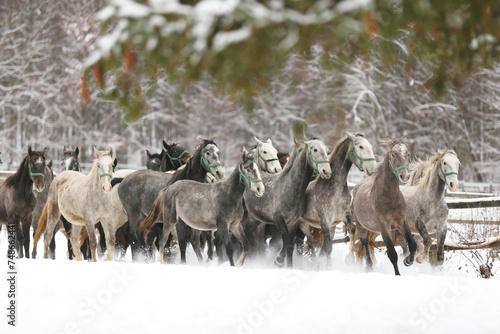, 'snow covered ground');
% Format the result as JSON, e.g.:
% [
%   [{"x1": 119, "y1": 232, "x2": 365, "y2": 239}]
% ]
[{"x1": 0, "y1": 229, "x2": 498, "y2": 334}]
